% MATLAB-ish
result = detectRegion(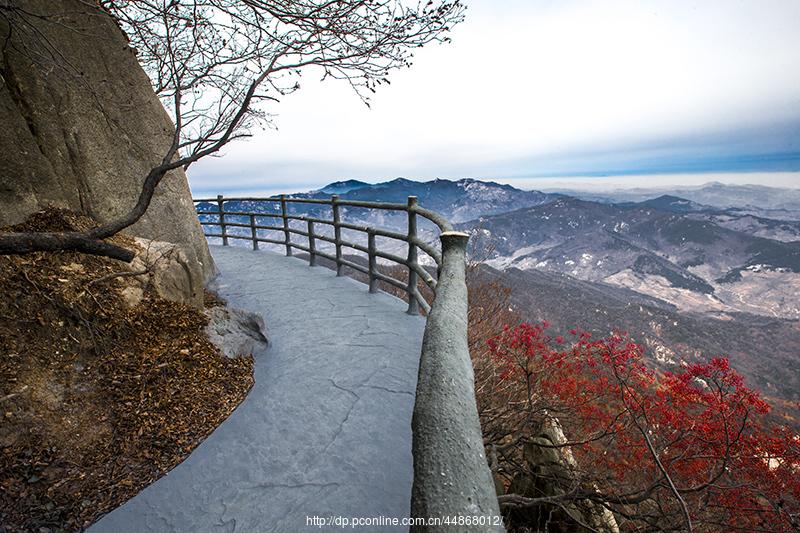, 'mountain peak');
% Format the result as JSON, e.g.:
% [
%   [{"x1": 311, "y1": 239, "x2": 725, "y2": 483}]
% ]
[
  {"x1": 298, "y1": 177, "x2": 556, "y2": 223},
  {"x1": 639, "y1": 195, "x2": 705, "y2": 212},
  {"x1": 317, "y1": 179, "x2": 370, "y2": 195}
]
